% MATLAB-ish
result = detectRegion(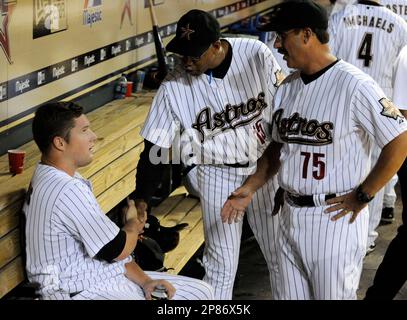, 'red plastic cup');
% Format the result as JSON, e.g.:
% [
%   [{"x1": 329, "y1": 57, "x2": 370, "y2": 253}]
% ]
[
  {"x1": 8, "y1": 149, "x2": 26, "y2": 174},
  {"x1": 125, "y1": 81, "x2": 133, "y2": 97}
]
